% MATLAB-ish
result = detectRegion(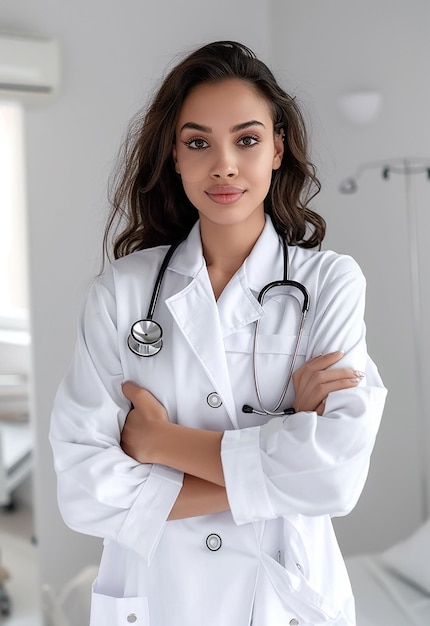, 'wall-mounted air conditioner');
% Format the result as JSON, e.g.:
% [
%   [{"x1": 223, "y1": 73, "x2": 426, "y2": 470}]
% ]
[{"x1": 0, "y1": 33, "x2": 60, "y2": 103}]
